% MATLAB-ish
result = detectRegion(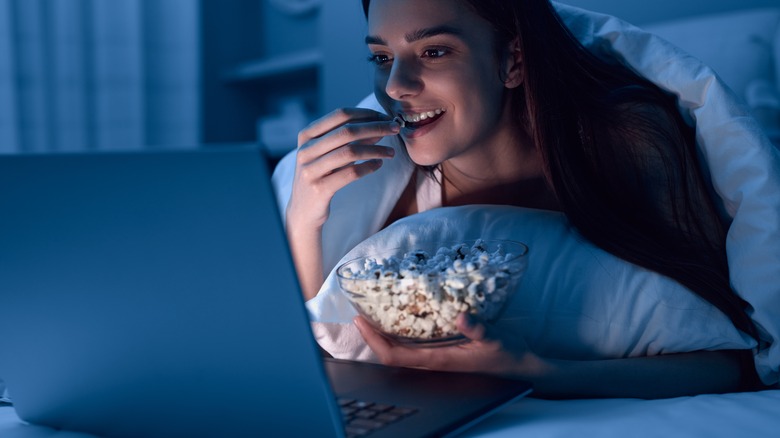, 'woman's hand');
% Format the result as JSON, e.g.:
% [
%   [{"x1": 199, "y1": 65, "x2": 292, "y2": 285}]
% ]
[
  {"x1": 354, "y1": 313, "x2": 546, "y2": 377},
  {"x1": 286, "y1": 108, "x2": 400, "y2": 300},
  {"x1": 288, "y1": 108, "x2": 398, "y2": 229},
  {"x1": 355, "y1": 313, "x2": 756, "y2": 399}
]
